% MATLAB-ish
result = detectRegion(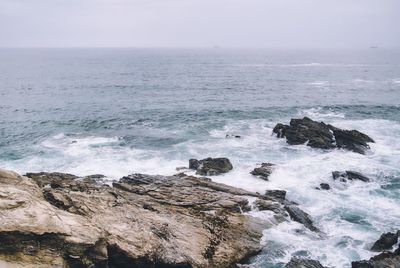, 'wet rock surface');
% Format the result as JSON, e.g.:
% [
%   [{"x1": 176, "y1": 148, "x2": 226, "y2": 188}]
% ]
[
  {"x1": 371, "y1": 231, "x2": 399, "y2": 251},
  {"x1": 0, "y1": 168, "x2": 269, "y2": 268},
  {"x1": 264, "y1": 190, "x2": 287, "y2": 201},
  {"x1": 332, "y1": 171, "x2": 371, "y2": 182},
  {"x1": 352, "y1": 246, "x2": 400, "y2": 268},
  {"x1": 319, "y1": 183, "x2": 331, "y2": 190},
  {"x1": 285, "y1": 257, "x2": 326, "y2": 268},
  {"x1": 273, "y1": 117, "x2": 374, "y2": 154},
  {"x1": 250, "y1": 163, "x2": 274, "y2": 181},
  {"x1": 284, "y1": 205, "x2": 319, "y2": 232},
  {"x1": 189, "y1": 157, "x2": 233, "y2": 176}
]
